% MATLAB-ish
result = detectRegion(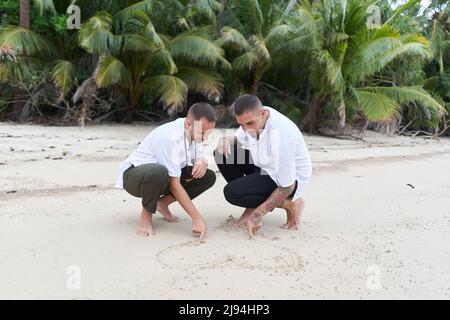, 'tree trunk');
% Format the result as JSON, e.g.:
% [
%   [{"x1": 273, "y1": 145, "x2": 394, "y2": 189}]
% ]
[
  {"x1": 10, "y1": 91, "x2": 28, "y2": 121},
  {"x1": 251, "y1": 66, "x2": 264, "y2": 95},
  {"x1": 10, "y1": 0, "x2": 30, "y2": 121},
  {"x1": 216, "y1": 0, "x2": 227, "y2": 36},
  {"x1": 337, "y1": 99, "x2": 346, "y2": 129},
  {"x1": 251, "y1": 78, "x2": 260, "y2": 95},
  {"x1": 438, "y1": 53, "x2": 444, "y2": 75},
  {"x1": 125, "y1": 100, "x2": 136, "y2": 123},
  {"x1": 20, "y1": 0, "x2": 30, "y2": 29},
  {"x1": 300, "y1": 95, "x2": 327, "y2": 134},
  {"x1": 372, "y1": 119, "x2": 399, "y2": 135}
]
